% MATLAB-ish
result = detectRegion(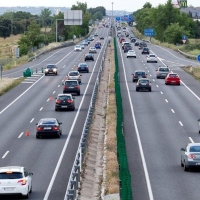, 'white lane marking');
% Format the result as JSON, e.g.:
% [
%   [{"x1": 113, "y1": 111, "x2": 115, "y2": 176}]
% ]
[
  {"x1": 150, "y1": 74, "x2": 152, "y2": 76},
  {"x1": 153, "y1": 79, "x2": 155, "y2": 82},
  {"x1": 189, "y1": 137, "x2": 194, "y2": 143},
  {"x1": 30, "y1": 118, "x2": 34, "y2": 123},
  {"x1": 171, "y1": 109, "x2": 175, "y2": 113},
  {"x1": 160, "y1": 91, "x2": 163, "y2": 94},
  {"x1": 148, "y1": 71, "x2": 149, "y2": 72},
  {"x1": 53, "y1": 91, "x2": 56, "y2": 94},
  {"x1": 62, "y1": 65, "x2": 66, "y2": 68},
  {"x1": 145, "y1": 67, "x2": 147, "y2": 68},
  {"x1": 179, "y1": 121, "x2": 183, "y2": 126},
  {"x1": 156, "y1": 85, "x2": 159, "y2": 87},
  {"x1": 44, "y1": 35, "x2": 108, "y2": 200},
  {"x1": 22, "y1": 82, "x2": 35, "y2": 84},
  {"x1": 2, "y1": 151, "x2": 9, "y2": 159},
  {"x1": 165, "y1": 99, "x2": 168, "y2": 103},
  {"x1": 58, "y1": 85, "x2": 60, "y2": 87},
  {"x1": 117, "y1": 38, "x2": 154, "y2": 200},
  {"x1": 39, "y1": 107, "x2": 43, "y2": 111},
  {"x1": 47, "y1": 99, "x2": 49, "y2": 102},
  {"x1": 18, "y1": 132, "x2": 24, "y2": 138}
]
